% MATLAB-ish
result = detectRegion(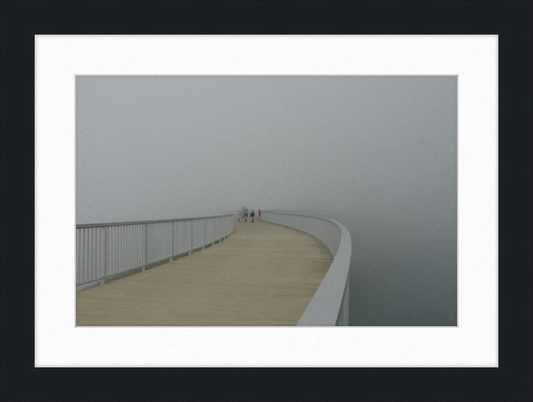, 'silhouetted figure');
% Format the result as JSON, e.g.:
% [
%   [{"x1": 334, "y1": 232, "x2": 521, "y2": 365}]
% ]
[
  {"x1": 243, "y1": 206, "x2": 249, "y2": 222},
  {"x1": 250, "y1": 210, "x2": 255, "y2": 222},
  {"x1": 258, "y1": 209, "x2": 261, "y2": 220}
]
